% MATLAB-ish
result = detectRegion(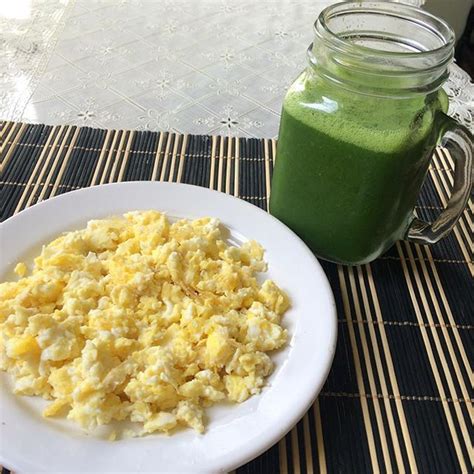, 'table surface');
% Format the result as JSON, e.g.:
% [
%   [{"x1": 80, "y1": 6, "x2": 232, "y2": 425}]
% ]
[
  {"x1": 1, "y1": 0, "x2": 473, "y2": 137},
  {"x1": 0, "y1": 2, "x2": 473, "y2": 474}
]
